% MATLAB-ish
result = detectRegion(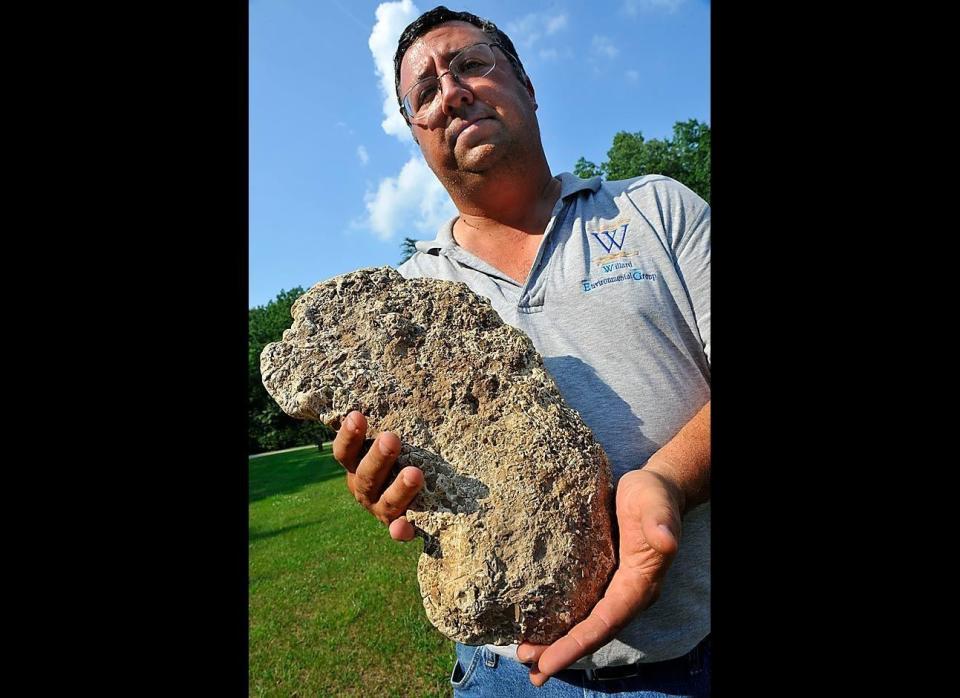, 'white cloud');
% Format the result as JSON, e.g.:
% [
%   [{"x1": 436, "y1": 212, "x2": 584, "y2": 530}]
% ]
[
  {"x1": 506, "y1": 14, "x2": 541, "y2": 48},
  {"x1": 360, "y1": 2, "x2": 455, "y2": 242},
  {"x1": 626, "y1": 69, "x2": 640, "y2": 83},
  {"x1": 623, "y1": 0, "x2": 686, "y2": 16},
  {"x1": 539, "y1": 48, "x2": 559, "y2": 61},
  {"x1": 357, "y1": 145, "x2": 369, "y2": 165},
  {"x1": 507, "y1": 12, "x2": 568, "y2": 49},
  {"x1": 362, "y1": 155, "x2": 456, "y2": 241},
  {"x1": 369, "y1": 0, "x2": 421, "y2": 142},
  {"x1": 546, "y1": 14, "x2": 568, "y2": 34},
  {"x1": 592, "y1": 35, "x2": 620, "y2": 59}
]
